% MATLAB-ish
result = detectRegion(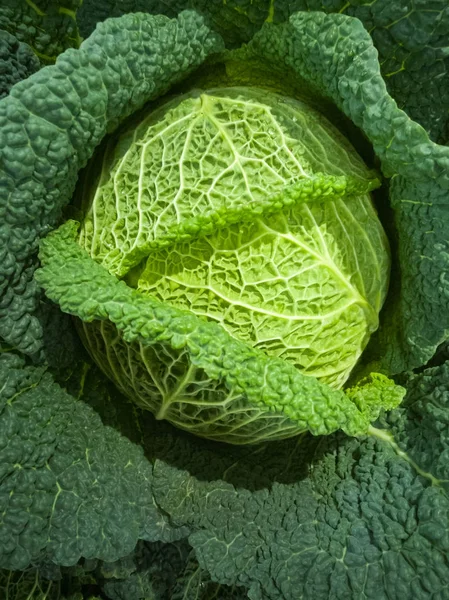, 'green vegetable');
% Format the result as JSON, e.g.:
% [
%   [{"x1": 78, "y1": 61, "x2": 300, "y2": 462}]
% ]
[
  {"x1": 184, "y1": 362, "x2": 449, "y2": 599},
  {"x1": 1, "y1": 3, "x2": 449, "y2": 598},
  {"x1": 1, "y1": 344, "x2": 448, "y2": 598},
  {"x1": 36, "y1": 221, "x2": 403, "y2": 443},
  {"x1": 65, "y1": 82, "x2": 394, "y2": 441}
]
